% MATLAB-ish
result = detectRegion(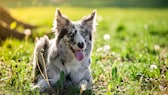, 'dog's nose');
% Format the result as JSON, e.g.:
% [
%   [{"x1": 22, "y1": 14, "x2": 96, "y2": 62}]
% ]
[{"x1": 77, "y1": 42, "x2": 84, "y2": 49}]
